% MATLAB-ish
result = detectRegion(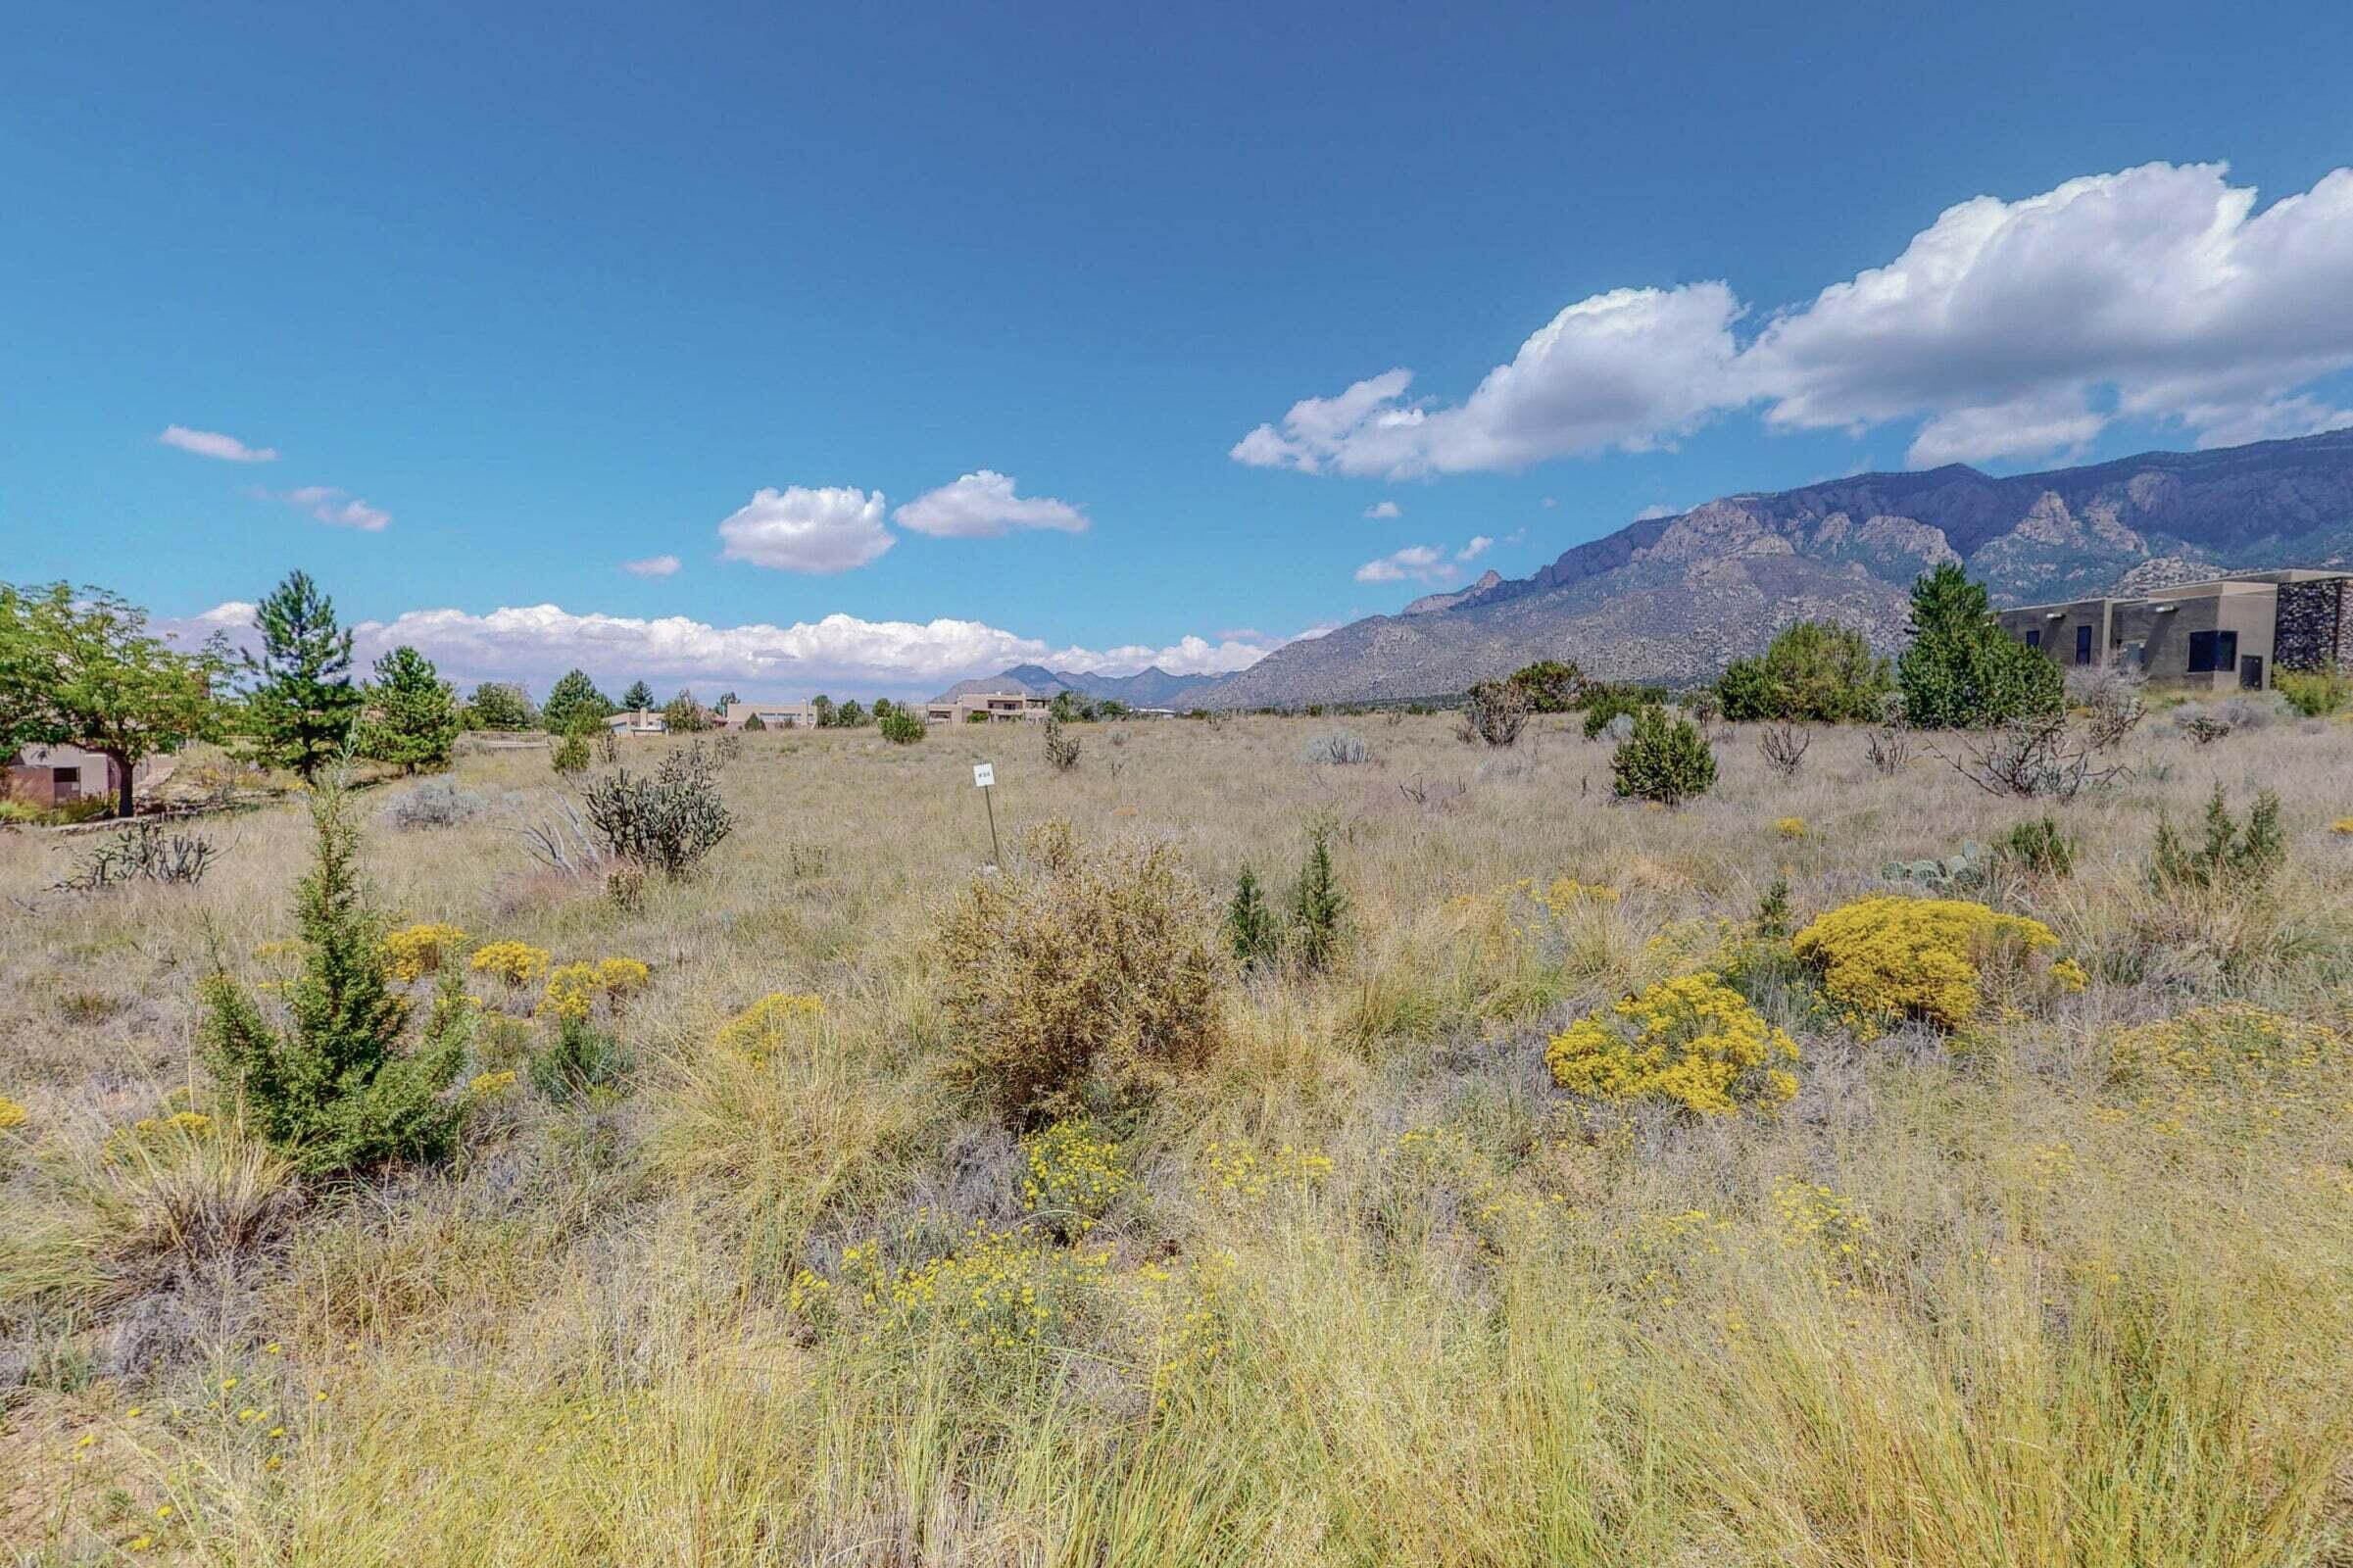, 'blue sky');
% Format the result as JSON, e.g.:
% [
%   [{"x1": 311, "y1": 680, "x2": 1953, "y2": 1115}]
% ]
[{"x1": 6, "y1": 0, "x2": 2352, "y2": 698}]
